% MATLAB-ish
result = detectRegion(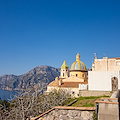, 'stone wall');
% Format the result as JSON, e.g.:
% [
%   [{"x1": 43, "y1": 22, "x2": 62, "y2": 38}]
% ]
[
  {"x1": 31, "y1": 106, "x2": 95, "y2": 120},
  {"x1": 40, "y1": 109, "x2": 93, "y2": 120},
  {"x1": 79, "y1": 90, "x2": 113, "y2": 97},
  {"x1": 47, "y1": 87, "x2": 80, "y2": 97},
  {"x1": 95, "y1": 98, "x2": 119, "y2": 120}
]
